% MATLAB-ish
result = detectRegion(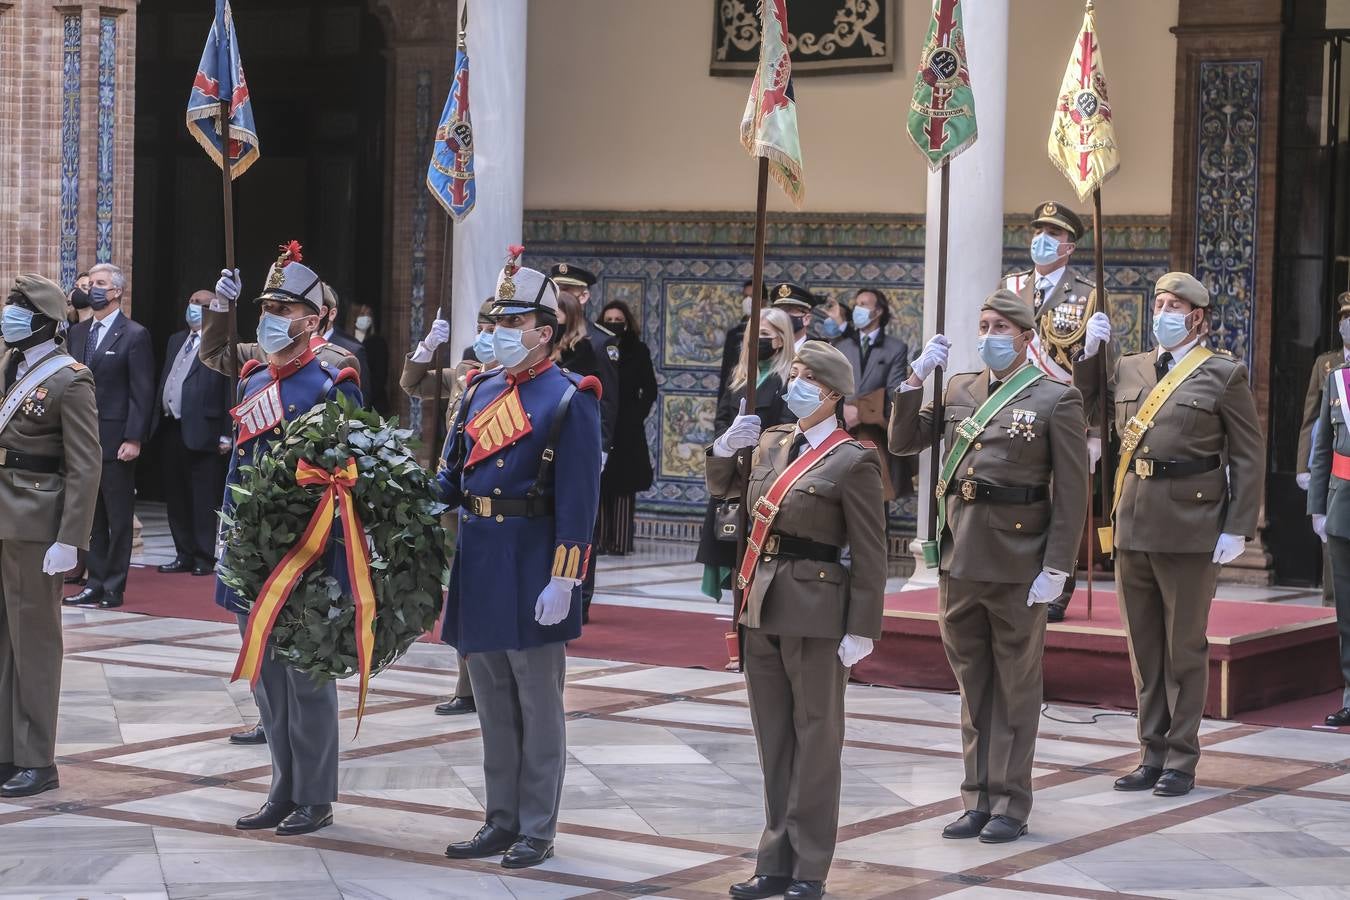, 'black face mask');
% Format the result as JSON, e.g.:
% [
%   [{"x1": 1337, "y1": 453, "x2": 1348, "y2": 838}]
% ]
[
  {"x1": 605, "y1": 320, "x2": 627, "y2": 337},
  {"x1": 791, "y1": 314, "x2": 808, "y2": 333},
  {"x1": 88, "y1": 287, "x2": 112, "y2": 311},
  {"x1": 757, "y1": 337, "x2": 777, "y2": 358},
  {"x1": 70, "y1": 287, "x2": 92, "y2": 310}
]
